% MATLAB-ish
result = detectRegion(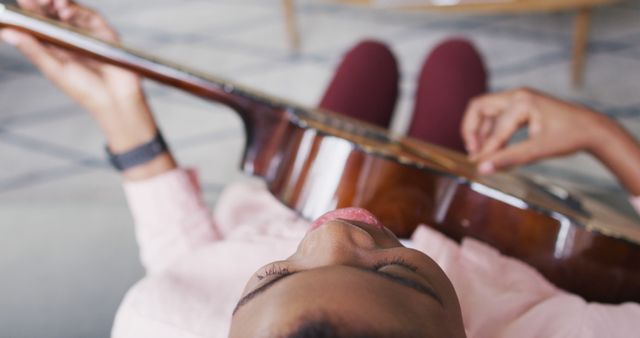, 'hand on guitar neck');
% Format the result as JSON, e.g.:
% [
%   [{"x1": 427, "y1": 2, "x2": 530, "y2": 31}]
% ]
[
  {"x1": 0, "y1": 0, "x2": 176, "y2": 180},
  {"x1": 3, "y1": 2, "x2": 640, "y2": 196},
  {"x1": 462, "y1": 88, "x2": 640, "y2": 196}
]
